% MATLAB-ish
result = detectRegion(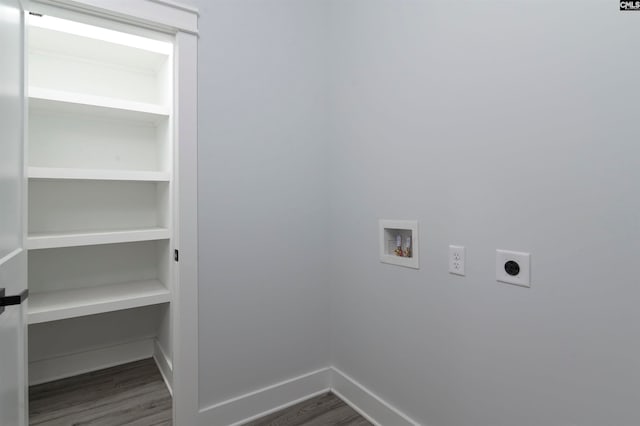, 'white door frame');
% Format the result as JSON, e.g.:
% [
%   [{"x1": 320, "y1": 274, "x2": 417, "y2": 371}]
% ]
[{"x1": 27, "y1": 1, "x2": 199, "y2": 424}]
